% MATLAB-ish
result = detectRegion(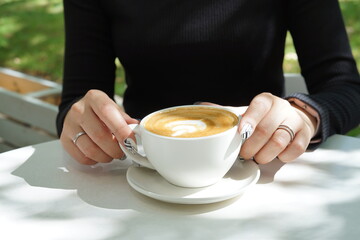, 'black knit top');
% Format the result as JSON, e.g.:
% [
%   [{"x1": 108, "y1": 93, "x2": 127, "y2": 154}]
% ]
[{"x1": 58, "y1": 0, "x2": 360, "y2": 148}]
